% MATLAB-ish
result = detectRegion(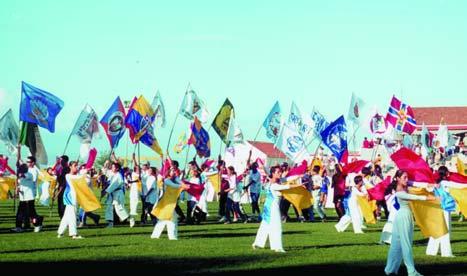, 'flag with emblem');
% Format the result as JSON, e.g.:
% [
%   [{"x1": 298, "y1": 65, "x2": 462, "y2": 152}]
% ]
[{"x1": 385, "y1": 96, "x2": 417, "y2": 134}]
